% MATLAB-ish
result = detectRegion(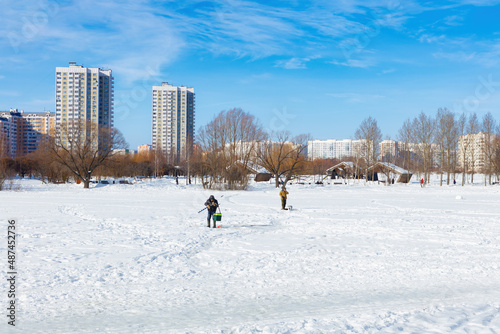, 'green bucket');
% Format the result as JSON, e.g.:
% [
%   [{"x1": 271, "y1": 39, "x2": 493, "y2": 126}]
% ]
[{"x1": 213, "y1": 213, "x2": 222, "y2": 222}]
